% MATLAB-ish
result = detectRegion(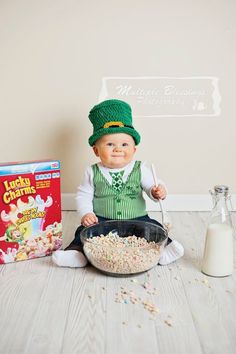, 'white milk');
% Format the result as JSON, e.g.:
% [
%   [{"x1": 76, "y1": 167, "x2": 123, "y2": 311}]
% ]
[{"x1": 201, "y1": 223, "x2": 233, "y2": 277}]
